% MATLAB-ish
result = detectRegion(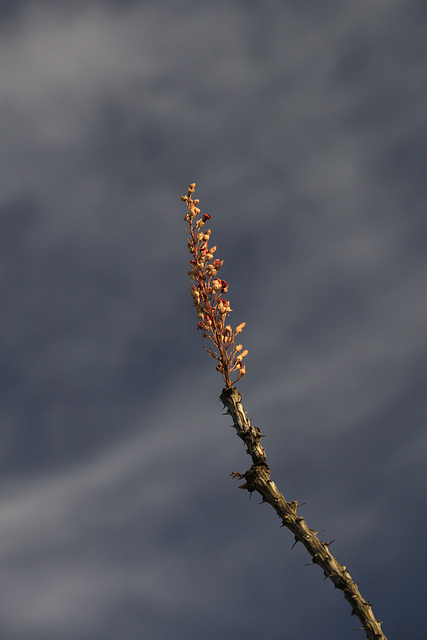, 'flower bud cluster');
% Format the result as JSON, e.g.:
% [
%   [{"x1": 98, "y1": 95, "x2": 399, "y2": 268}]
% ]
[{"x1": 181, "y1": 183, "x2": 248, "y2": 388}]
